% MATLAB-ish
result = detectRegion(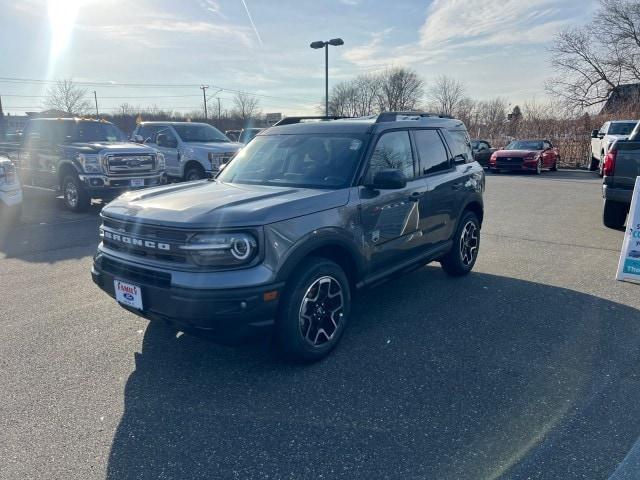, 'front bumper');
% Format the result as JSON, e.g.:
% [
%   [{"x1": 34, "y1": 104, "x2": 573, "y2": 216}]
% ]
[
  {"x1": 0, "y1": 185, "x2": 23, "y2": 207},
  {"x1": 91, "y1": 253, "x2": 284, "y2": 339},
  {"x1": 78, "y1": 172, "x2": 167, "y2": 198}
]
